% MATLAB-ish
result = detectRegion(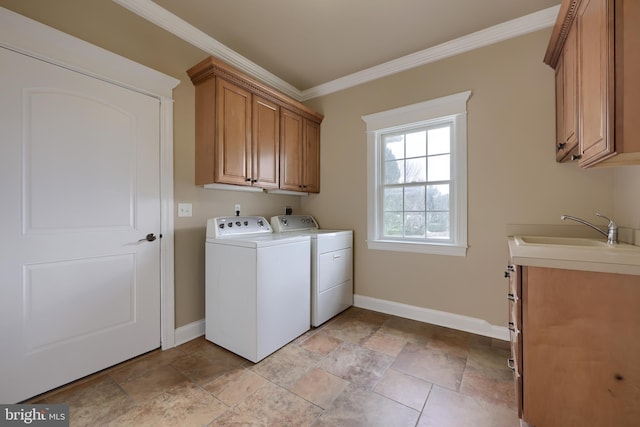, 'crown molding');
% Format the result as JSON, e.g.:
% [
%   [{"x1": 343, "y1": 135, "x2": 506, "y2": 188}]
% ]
[
  {"x1": 112, "y1": 0, "x2": 301, "y2": 99},
  {"x1": 113, "y1": 0, "x2": 559, "y2": 101},
  {"x1": 300, "y1": 5, "x2": 560, "y2": 100}
]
